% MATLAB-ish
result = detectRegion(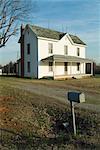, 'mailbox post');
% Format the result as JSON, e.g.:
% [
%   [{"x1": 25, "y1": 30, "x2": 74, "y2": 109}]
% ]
[
  {"x1": 67, "y1": 91, "x2": 85, "y2": 136},
  {"x1": 70, "y1": 101, "x2": 76, "y2": 136}
]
